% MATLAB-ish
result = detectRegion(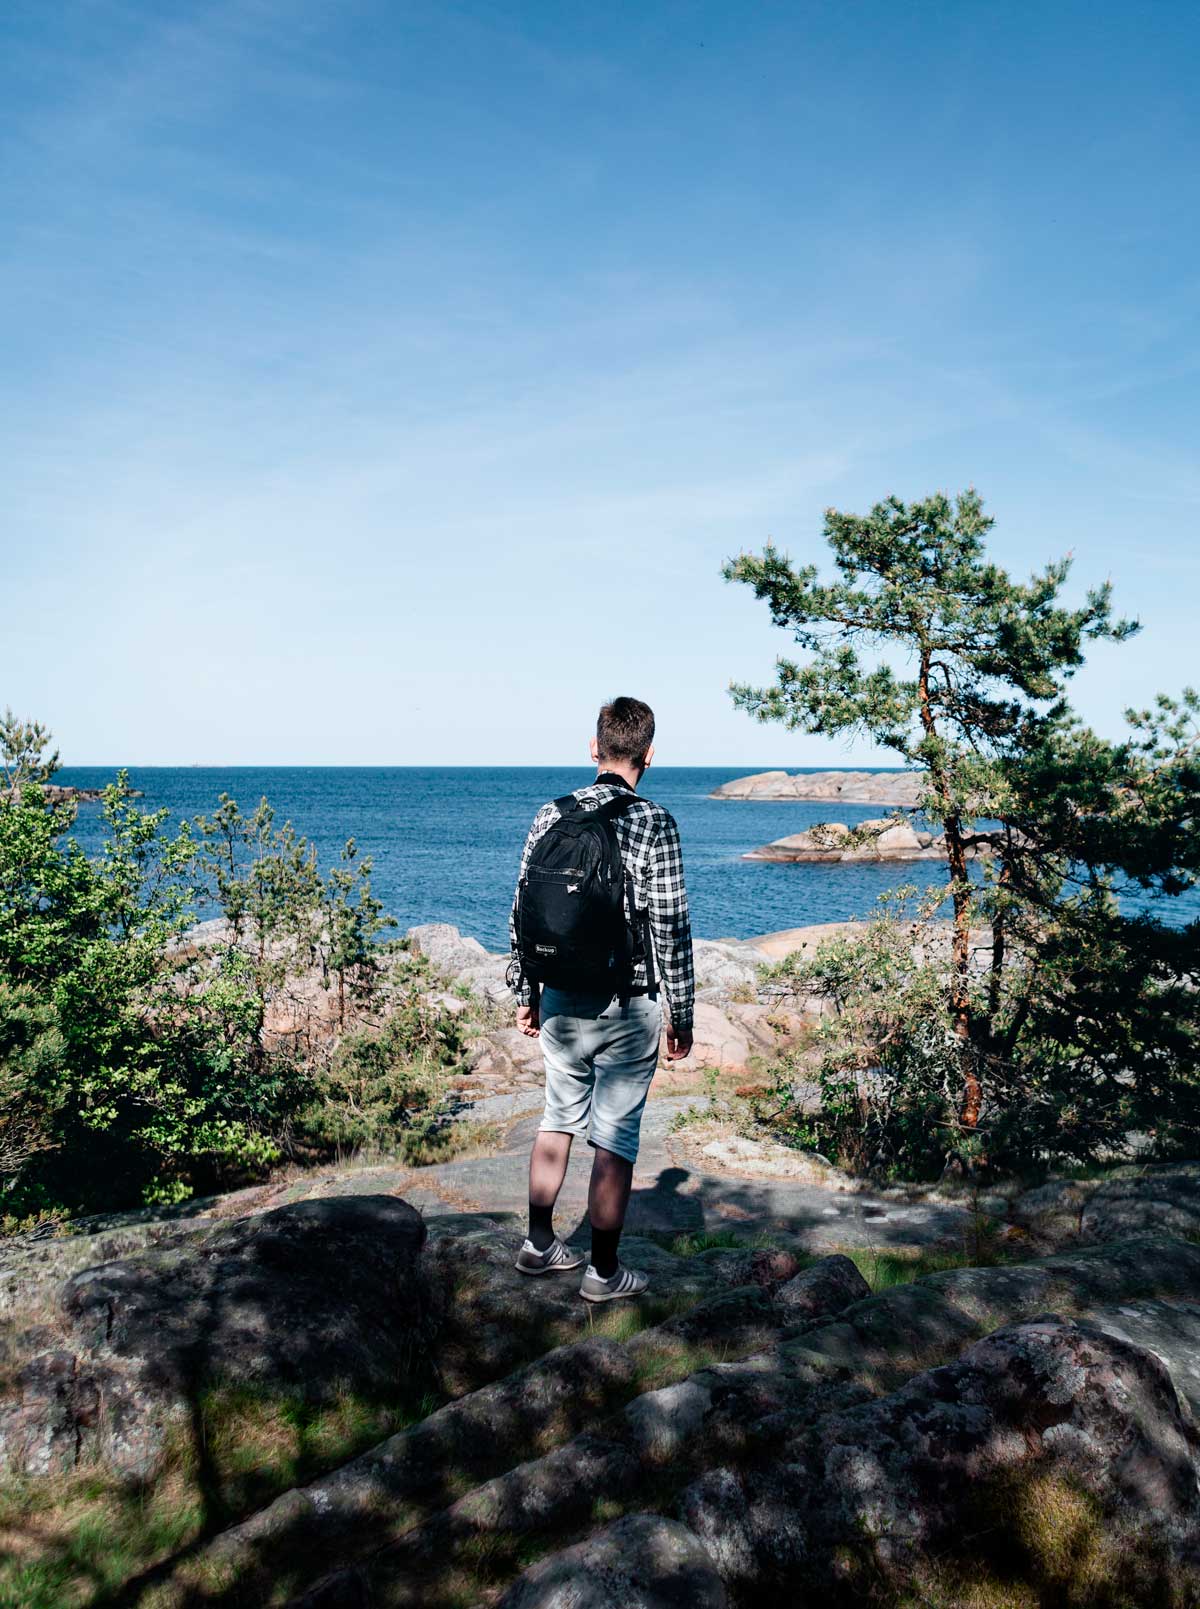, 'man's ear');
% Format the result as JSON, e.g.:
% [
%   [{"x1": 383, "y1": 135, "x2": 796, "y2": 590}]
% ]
[
  {"x1": 589, "y1": 736, "x2": 600, "y2": 764},
  {"x1": 641, "y1": 744, "x2": 655, "y2": 773}
]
